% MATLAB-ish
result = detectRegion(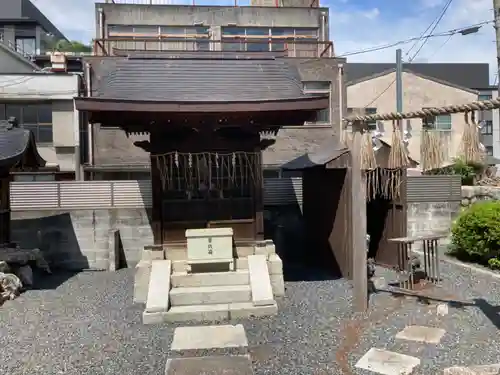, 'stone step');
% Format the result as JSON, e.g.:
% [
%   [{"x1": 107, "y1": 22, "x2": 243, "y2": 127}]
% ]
[
  {"x1": 171, "y1": 270, "x2": 250, "y2": 288},
  {"x1": 166, "y1": 301, "x2": 277, "y2": 322},
  {"x1": 169, "y1": 284, "x2": 251, "y2": 306}
]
